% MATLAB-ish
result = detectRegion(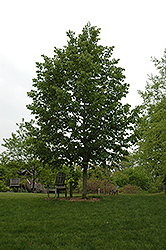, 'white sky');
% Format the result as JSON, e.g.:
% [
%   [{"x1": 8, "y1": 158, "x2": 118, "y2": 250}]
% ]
[{"x1": 0, "y1": 0, "x2": 166, "y2": 153}]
